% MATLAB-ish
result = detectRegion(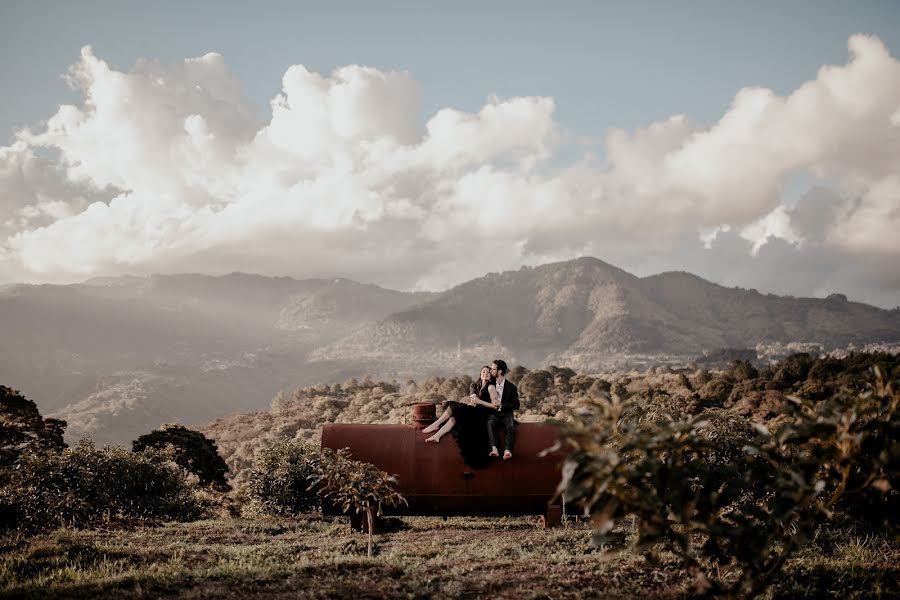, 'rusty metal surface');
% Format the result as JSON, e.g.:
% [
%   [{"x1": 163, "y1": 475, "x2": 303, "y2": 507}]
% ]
[
  {"x1": 321, "y1": 422, "x2": 568, "y2": 517},
  {"x1": 410, "y1": 403, "x2": 436, "y2": 428}
]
